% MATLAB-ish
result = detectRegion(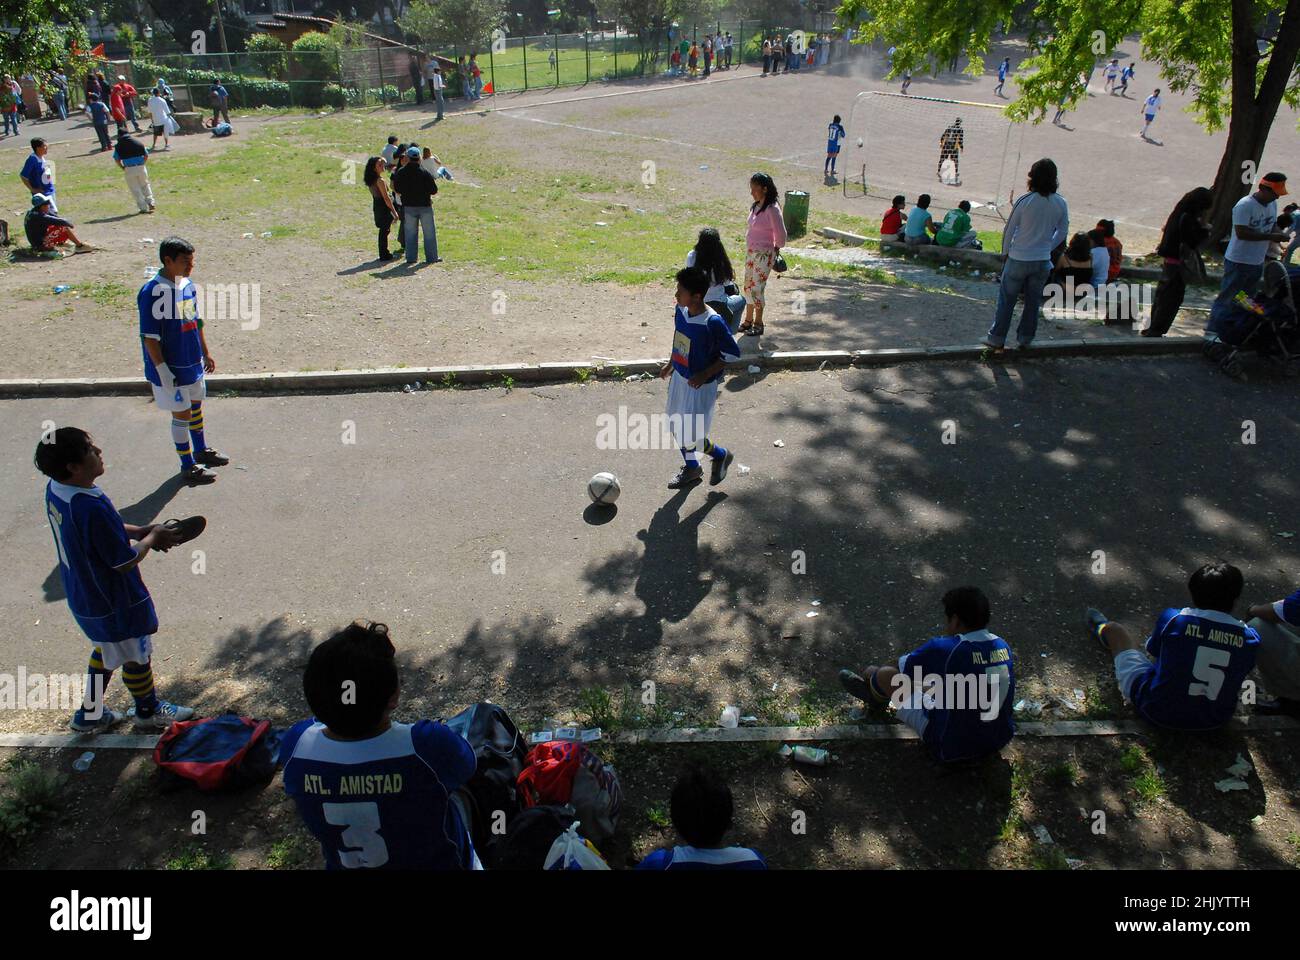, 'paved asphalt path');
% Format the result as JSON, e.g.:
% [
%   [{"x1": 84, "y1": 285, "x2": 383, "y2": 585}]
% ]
[{"x1": 1, "y1": 356, "x2": 1297, "y2": 731}]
